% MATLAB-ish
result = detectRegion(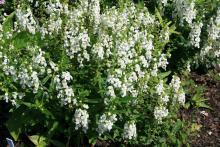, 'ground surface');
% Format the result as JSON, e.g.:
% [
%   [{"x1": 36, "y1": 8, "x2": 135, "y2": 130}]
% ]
[{"x1": 188, "y1": 72, "x2": 220, "y2": 147}]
